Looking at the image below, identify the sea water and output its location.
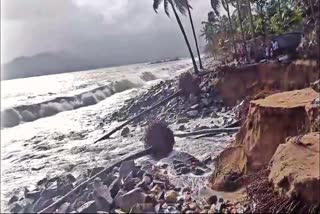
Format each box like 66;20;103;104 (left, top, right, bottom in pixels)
1;58;232;210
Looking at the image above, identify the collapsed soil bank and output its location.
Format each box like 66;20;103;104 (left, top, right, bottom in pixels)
209;60;319;209
212;60;319;106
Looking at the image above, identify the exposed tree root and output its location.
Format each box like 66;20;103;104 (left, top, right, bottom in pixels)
244;169;320;213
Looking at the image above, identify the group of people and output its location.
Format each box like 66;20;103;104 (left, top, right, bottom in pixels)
265;40;280;59
227;39;281;64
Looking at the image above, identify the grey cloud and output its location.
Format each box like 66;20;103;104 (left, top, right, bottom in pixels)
1;0;211;66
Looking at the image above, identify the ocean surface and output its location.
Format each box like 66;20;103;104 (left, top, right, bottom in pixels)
1;59;233;211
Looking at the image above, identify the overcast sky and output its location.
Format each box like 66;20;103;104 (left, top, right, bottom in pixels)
1;0;212;65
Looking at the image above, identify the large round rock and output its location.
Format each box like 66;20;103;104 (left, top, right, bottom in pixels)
144;121;175;160
178;72;201;96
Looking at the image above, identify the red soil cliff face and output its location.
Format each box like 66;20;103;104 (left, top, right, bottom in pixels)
269;132;320;204
212;60;319;106
210;88;319;192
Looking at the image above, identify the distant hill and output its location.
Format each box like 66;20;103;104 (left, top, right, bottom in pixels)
1;52;113;80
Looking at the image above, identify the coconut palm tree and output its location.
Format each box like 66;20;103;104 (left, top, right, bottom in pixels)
185;0;203;69
218;0;238;56
246;0;256;47
232;0;248;60
153;0;199;73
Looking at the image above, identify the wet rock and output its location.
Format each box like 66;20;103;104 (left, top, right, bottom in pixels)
144;121;175;160
93;178;112;204
178;167;191;174
18;199;34;213
150;184;162;195
93;193;111;212
210;112;218;118
123;177;137;191
310;79;320;92
202;155;212;165
157;191;165;201
130;203;155;213
201;109;211;118
40;188;58;200
37;178;48;186
182;187;191;193
25;190;41;201
103;173;115;186
142;174;153;185
173;159;183;165
119;160;136;179
9;202;23;213
189;202;199;210
121;127;130;137
201;98;210;106
176;117;189;124
178;72;201;97
66;174;76;183
57;202;71;213
193;168;205;175
114;208;126;213
135;180;149;192
159;163;169;169
165;190;178;203
8;195;19;205
190;104;200;110
33;197;54;213
178;125;186;131
174;163;185;169
109;178;120;198
114;188;146;210
152;180;166;189
194;125;210;131
189;94;198;105
206;195;218;205
77;200;97;213
186;110;199;118
135;169;145;178
209;204;216;213
201;209;209;213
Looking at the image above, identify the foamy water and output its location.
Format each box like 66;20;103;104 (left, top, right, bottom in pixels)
1;59;233;212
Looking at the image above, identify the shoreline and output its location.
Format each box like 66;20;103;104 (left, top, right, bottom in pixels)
2;58;237;213
3;58;320;213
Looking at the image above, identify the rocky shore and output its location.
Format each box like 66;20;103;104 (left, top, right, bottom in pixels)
5;58;320;213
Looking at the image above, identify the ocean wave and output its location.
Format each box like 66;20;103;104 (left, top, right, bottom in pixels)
1;79;145;128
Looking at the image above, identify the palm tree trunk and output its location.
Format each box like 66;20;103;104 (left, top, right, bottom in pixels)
235;0;248;61
186;1;203;69
222;0;237;56
247;0;256;58
260;6;267;45
170;1;199;73
308;0;316;23
278;0;282;22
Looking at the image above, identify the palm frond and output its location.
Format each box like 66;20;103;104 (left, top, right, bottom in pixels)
174;0;188;15
164;0;170;16
208;11;216;22
211;0;220;16
153;0;163;13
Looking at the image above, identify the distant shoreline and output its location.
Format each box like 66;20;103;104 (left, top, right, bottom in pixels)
1;53;189;81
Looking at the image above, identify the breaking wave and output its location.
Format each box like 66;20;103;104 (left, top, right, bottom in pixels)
1;79;144;128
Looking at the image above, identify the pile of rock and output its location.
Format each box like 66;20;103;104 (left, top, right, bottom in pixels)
7;157;247;213
103;71;228;127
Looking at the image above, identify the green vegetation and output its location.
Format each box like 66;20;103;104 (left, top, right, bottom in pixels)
201;0;319;60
